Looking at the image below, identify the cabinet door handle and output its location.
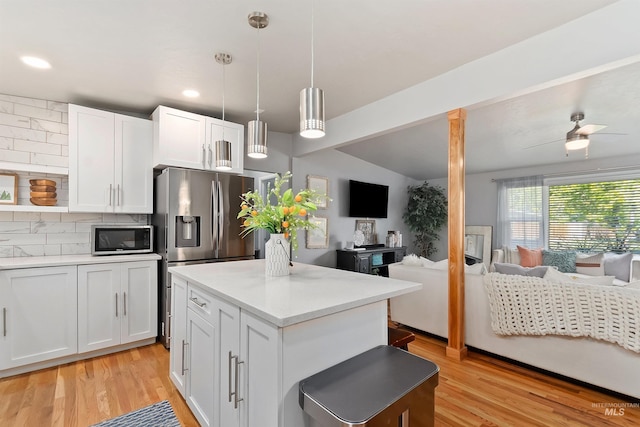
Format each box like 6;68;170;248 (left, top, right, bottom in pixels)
189;297;206;308
228;351;234;403
108;184;113;206
117;184;121;206
234;356;244;409
181;340;188;375
115;293;118;317
208;144;213;167
123;292;127;316
2;307;6;337
202;144;206;168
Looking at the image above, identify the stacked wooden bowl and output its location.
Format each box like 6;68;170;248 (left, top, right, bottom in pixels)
30;179;57;206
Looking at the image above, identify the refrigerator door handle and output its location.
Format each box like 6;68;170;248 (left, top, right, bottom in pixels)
211;180;218;251
218;181;224;248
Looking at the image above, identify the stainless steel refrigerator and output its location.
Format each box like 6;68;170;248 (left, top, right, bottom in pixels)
153;167;254;348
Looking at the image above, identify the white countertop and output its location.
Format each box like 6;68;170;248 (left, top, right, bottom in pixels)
0;253;161;269
169;259;422;327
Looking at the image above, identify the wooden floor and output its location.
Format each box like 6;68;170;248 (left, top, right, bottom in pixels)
1;333;638;426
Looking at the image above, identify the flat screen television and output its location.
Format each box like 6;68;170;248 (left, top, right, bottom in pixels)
348;180;389;218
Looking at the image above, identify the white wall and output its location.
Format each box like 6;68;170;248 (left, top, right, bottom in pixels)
244;130;292;174
291;149;420;267
428;153;640;259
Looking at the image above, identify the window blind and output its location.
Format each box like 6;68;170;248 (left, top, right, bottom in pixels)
548;179;640;252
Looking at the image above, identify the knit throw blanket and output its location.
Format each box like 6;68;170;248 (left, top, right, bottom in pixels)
483;273;640;353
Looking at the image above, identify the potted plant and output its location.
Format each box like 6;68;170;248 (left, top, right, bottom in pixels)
237;171;321;276
402;182;447;257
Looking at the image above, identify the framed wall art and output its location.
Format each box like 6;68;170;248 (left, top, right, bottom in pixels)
306;216;329;249
355;219;377;245
307;175;328;209
0;173;18;205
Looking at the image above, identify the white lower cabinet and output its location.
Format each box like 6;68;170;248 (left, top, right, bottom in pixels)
78;261;158;353
169;276;188;395
0;266;78;370
170;281;278;427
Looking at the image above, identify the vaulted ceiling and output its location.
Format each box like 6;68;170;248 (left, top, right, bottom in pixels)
2;0;639;179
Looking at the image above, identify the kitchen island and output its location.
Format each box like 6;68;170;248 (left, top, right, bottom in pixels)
168;259;421;427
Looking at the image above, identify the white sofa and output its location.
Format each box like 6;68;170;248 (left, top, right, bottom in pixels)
389;262;640;399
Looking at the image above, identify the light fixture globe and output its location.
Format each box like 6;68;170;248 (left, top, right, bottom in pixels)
300;87;325;138
215;139;232;170
565;133;589;150
247;119;268;158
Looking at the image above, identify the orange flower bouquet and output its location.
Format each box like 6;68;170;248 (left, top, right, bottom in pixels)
237;171;321;250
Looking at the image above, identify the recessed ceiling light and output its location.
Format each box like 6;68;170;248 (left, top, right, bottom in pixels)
21;56;51;69
182;89;200;98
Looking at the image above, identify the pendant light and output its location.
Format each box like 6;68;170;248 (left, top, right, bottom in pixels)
299;0;325;138
215;52;232;170
247;12;269;159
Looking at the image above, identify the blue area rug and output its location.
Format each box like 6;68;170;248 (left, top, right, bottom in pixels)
91;400;180;427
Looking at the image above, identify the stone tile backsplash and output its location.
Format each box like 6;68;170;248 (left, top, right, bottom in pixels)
0;93;150;258
0;211;148;257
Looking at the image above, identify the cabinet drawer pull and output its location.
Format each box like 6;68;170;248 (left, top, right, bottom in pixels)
189;297;206;308
2;307;6;337
234;356;244;409
181;340;188;375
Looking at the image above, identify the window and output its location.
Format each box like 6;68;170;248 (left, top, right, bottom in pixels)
498;173;640;252
496;176;545;249
548;179;640;252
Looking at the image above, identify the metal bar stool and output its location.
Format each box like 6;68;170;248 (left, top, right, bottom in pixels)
299;345;439;426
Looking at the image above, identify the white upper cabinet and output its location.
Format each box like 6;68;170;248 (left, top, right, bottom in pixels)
69;104;153;213
152;106;207;170
153;105;244;173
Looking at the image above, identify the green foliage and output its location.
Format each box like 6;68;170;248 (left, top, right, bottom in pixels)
549;179;640;252
402;182;448;257
237;171;323;251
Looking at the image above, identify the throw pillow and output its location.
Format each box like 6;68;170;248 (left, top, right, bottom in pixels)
542;250;576;273
575;253;605;276
494;262;548;278
501;246;520;265
466;263;487;275
401;254;423;266
517;245;543;267
432;259;449;270
604;252;633;282
544;268;615;286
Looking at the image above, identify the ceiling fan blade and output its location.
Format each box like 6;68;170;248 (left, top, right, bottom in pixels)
576;124;607;135
524;138;564;149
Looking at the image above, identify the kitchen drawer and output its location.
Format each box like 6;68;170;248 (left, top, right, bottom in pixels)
187;285;214;324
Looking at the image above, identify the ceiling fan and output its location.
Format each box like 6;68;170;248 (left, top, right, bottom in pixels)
563;112;607;157
525;112;614;158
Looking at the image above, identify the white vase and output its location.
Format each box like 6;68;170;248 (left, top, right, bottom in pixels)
265;233;290;276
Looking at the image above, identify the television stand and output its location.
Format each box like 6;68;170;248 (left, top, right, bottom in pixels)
336;246;407;277
356;244;385;250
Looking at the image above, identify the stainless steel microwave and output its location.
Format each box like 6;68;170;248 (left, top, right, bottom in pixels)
91;225;154;255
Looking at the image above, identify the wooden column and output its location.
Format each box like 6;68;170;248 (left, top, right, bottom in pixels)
446;108;468;361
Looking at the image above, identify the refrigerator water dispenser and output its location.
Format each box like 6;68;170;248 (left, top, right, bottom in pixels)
176;216;200;247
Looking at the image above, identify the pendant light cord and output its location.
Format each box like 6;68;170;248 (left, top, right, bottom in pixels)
310;0;315;88
221;58;226;139
256;24;261;122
